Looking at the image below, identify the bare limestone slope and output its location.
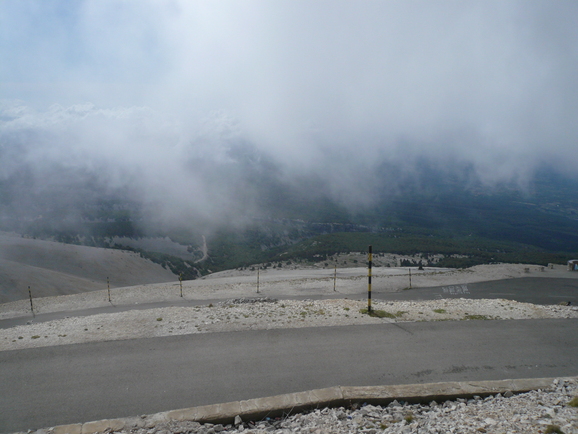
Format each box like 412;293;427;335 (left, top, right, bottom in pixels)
0;232;177;303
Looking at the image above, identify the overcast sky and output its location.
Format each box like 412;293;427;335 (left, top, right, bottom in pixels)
1;1;577;218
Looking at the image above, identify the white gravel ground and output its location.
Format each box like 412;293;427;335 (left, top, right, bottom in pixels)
1;297;577;351
1;263;577;351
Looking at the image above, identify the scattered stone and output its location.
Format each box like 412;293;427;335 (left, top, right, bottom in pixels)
67;379;578;434
3;294;578;351
220;297;278;305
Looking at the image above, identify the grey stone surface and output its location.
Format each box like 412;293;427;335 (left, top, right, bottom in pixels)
51;425;82;434
44;377;578;434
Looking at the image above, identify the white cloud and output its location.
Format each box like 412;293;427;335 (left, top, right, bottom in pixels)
1;0;578;219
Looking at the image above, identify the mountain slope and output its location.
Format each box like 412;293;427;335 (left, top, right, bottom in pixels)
0;232;177;302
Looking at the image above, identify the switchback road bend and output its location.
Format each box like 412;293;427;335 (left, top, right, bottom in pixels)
2;277;577;329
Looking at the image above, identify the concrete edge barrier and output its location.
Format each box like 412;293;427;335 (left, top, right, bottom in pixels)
47;376;574;434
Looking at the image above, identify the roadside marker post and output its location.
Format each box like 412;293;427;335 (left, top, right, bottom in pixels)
257;268;260;293
333;265;337;292
368;245;372;313
28;286;35;317
408;268;412;289
107;277;111;303
179;274;183;297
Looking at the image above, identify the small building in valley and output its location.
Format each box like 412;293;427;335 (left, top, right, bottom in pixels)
568;259;578;271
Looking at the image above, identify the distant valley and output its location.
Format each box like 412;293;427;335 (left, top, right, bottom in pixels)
1;148;577;293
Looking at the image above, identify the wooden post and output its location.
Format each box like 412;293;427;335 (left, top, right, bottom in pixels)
107;277;111;303
257;268;260;293
368;245;372;313
408;268;412;289
28;286;35;317
333;265;337;292
179;274;183;297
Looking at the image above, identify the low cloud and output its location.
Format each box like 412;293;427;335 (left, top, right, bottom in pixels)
1;1;577;229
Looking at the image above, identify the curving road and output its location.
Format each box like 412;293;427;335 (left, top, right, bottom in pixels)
372;277;578;305
1;319;577;433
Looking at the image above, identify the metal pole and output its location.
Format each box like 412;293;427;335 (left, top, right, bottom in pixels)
28;286;35;317
368;245;372;313
107;277;111;303
257;268;260;293
179;274;183;297
333;265;337;292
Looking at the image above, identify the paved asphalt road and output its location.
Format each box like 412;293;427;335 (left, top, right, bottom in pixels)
1;319;577;433
372;277;578;304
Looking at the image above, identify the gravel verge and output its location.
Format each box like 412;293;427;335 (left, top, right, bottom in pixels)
40;378;578;434
2;296;577;351
183;378;578;433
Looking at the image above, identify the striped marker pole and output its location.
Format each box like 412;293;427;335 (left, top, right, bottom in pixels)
28;286;35;317
107;277;111;303
368;245;372;313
